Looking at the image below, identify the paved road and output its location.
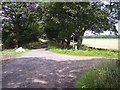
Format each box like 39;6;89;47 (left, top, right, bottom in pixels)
2;48;112;88
21;48;105;61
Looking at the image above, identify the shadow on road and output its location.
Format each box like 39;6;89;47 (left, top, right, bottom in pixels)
2;57;112;88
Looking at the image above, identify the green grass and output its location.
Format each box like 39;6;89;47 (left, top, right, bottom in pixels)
1;48;31;57
75;60;120;88
48;45;118;58
1;40;46;58
1;40;46;57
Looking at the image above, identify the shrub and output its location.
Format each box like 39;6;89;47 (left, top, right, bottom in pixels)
23;42;42;49
48;41;61;49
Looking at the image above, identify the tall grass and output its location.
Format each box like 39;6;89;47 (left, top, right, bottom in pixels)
75;60;120;88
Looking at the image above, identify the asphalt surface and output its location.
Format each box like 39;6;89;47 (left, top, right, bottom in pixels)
2;48;112;88
21;48;105;61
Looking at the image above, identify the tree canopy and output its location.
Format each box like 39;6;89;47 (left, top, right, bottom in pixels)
43;1;119;49
2;2;42;48
1;1;119;49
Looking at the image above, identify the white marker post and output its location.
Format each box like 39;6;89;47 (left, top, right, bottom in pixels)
71;33;75;50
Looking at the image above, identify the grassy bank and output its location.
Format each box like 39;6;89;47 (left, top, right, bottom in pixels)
1;48;31;61
75;60;120;88
49;45;118;58
1;48;30;56
1;40;48;60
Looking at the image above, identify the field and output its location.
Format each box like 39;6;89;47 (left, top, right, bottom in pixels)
82;38;118;50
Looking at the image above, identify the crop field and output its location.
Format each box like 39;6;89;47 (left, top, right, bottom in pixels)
82;38;119;50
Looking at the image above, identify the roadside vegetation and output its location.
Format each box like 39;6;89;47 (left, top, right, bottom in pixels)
75;60;120;88
1;48;30;61
1;48;30;57
48;41;118;58
2;2;119;50
1;39;48;60
1;42;38;59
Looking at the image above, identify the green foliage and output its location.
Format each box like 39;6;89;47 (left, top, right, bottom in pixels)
24;42;42;49
43;2;74;41
2;2;43;49
43;2;119;49
48;45;118;58
48;41;61;49
2;2;119;49
75;60;120;88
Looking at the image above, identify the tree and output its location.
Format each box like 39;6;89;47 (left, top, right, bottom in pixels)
43;1;119;49
42;2;73;48
2;2;42;48
43;2;90;48
76;1;119;49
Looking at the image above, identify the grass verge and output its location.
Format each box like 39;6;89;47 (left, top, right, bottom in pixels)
0;49;30;61
1;48;30;56
48;45;118;58
75;60;120;88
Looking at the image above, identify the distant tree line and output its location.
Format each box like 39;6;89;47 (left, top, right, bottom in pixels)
1;1;119;49
84;35;120;39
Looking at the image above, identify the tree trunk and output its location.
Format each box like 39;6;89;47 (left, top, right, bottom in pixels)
15;39;18;48
77;28;85;50
61;39;65;49
14;24;19;48
66;38;70;49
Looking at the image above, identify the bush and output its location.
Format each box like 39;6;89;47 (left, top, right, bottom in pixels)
23;42;42;49
48;41;61;49
75;60;120;88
